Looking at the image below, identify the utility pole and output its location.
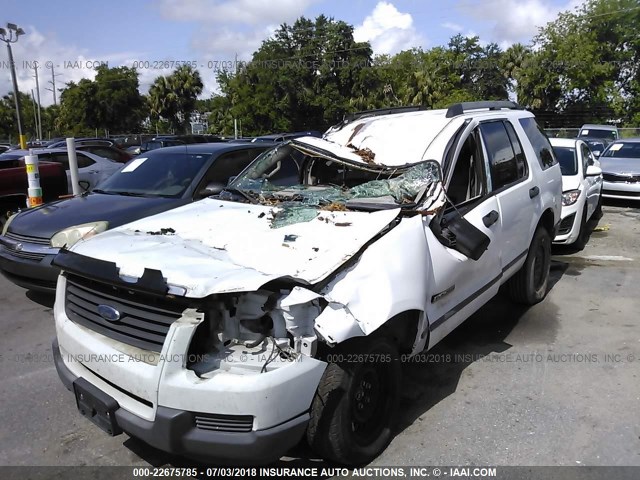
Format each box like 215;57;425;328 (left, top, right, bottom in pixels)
45;64;61;106
33;65;43;140
0;23;27;149
31;90;38;137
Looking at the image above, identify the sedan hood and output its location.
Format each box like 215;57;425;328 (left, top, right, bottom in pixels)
7;193;177;239
561;175;581;192
70;198;401;297
599;157;640;175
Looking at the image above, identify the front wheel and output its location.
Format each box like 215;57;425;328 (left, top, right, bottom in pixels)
306;337;401;465
507;226;551;305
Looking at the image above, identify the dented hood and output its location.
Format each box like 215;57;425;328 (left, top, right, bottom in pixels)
69;198;400;297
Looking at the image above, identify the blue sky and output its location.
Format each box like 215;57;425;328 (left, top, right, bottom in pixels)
1;0;584;105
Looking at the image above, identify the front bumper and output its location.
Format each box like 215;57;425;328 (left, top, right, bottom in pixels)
52;338;309;464
53;273;327;463
553;201;583;245
0;243;59;292
602;180;640;200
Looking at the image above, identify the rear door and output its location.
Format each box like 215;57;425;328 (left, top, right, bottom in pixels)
479;120;533;274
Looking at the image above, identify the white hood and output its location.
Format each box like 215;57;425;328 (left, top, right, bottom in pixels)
71;198;401;297
561;174;581;192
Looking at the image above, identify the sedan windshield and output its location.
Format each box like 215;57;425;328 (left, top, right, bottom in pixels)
227;142;441;225
602;142;640;159
95;151;209;197
553;147;578;175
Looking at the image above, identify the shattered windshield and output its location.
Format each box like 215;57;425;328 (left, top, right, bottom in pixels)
226;142;441;226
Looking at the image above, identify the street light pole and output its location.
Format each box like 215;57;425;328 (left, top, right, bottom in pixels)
0;24;26;149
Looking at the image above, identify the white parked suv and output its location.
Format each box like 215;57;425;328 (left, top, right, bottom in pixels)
52;101;562;465
550;138;603;249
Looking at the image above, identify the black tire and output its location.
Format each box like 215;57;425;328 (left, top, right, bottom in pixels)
593;193;603;220
508;226;551;305
572;205;589;251
306;337;401;465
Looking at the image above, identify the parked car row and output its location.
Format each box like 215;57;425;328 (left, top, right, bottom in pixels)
0;103;637;467
0;148;122;194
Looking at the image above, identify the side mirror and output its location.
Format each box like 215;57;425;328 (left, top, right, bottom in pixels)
586;165;602;177
196;181;225;198
593;150;600;158
432;213;491;261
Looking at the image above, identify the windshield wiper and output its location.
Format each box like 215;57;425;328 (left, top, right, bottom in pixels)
222;187;258;204
108;191;151;197
92;189;117;195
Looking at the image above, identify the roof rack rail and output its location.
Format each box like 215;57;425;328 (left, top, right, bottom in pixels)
445;101;523;118
345;105;426;123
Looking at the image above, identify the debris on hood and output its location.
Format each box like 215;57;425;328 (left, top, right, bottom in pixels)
347;143;376;164
138;227;176;235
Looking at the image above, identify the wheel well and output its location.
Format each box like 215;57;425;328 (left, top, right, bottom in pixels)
0;197;26;219
539;208;555;237
374;310;421;353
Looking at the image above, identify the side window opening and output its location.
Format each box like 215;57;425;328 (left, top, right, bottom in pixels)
201;149;266;186
479;121;523;191
446;130;486;207
518;117;557;170
581;144;592;170
504;121;528;180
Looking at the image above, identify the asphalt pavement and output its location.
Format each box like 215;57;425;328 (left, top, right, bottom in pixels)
0;203;638;472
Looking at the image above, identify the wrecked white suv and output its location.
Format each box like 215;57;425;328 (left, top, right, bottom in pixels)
52;101;561;465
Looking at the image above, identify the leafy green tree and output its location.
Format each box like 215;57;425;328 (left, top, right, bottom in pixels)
57;66;145;135
216;15;373;135
516;0;640;125
94;65;146;133
148;65;203;133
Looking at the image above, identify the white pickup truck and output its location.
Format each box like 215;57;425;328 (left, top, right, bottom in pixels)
52;101;562;465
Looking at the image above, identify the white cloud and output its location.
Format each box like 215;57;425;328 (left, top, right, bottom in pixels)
459;0;584;46
158;0;317;25
441;22;463;32
354;1;426;55
0;26;145;106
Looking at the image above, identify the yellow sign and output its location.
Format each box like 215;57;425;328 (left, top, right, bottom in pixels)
26;164;37;174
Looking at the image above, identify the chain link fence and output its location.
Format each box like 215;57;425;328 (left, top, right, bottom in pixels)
544;127;640;139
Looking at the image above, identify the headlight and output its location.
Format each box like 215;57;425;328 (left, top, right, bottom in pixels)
1;213;18;236
561;189;581;206
50;221;109;248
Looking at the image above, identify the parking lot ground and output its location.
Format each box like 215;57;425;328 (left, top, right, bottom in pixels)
0;203;638;471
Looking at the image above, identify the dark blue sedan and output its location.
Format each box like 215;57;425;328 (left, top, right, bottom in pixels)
0;142;274;292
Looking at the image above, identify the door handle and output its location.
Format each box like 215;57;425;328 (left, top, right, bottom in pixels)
529;186;540;198
483;210;499;227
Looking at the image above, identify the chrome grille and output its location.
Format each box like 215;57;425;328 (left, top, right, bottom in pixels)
194;413;254;433
4;231;51;246
64;275;186;352
0;244;46;261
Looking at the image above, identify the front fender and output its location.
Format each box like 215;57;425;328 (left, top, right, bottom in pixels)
315;215;431;345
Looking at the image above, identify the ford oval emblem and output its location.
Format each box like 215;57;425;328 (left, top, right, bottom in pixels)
97;304;121;322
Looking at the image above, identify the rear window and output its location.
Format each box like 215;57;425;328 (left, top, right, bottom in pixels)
518;117;557;170
552;147;578;175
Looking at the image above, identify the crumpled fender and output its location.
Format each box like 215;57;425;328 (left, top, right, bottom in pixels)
310;214;433;345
